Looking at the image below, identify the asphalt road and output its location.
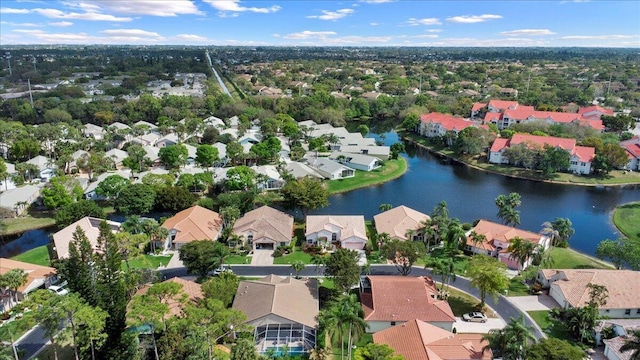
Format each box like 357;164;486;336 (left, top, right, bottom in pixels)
15;322;64;360
160;264;546;339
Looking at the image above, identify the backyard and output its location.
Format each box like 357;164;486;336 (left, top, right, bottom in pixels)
527;310;572;341
326;158;407;194
11;245;51;267
613;201;640;242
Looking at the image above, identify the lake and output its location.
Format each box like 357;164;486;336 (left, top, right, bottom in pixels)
310;131;640;257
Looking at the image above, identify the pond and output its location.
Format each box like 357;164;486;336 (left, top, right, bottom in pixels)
311;131;640;257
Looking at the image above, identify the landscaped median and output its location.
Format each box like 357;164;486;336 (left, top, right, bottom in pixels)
326;157;407;194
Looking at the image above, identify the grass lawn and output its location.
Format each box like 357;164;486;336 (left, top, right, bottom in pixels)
122;254;171;270
273;246;313;264
446;287;497;318
613;201;640;242
0;216;56;236
326;158;407;194
507;276;531;296
527;310;572;341
35;329;74;360
11;245;51;267
226;254;251;264
547;247;613;269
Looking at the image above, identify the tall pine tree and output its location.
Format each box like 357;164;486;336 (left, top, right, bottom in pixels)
56;226;98;306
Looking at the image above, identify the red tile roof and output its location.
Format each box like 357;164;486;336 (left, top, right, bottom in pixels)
503;108;605;130
484;112;502;122
472;103;486;112
133;277;203;318
573;146;596;163
362;276;455;323
488;100;519;110
489;138;509;152
496;134;596;162
162;205;222;243
466;219;544;250
420;113;475;132
578;105;614;116
621;137;640;158
373;319;492;360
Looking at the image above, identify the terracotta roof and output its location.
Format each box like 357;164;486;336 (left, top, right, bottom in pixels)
420;113;475;132
549;269;640;309
484;112;502;122
578;105;614;116
232;275;319;328
162;205;222;243
489;138;509;152
132;277;202;318
362;276;455;323
503;108;605;130
573;146;596;163
373;319;491;360
604;335;636;360
466;220;545;250
52;217;121;259
492;134;596;162
471;103;486;112
0;258;56;293
232;206;293;244
488;100;519;110
373;206;430;241
305;215;367;241
621;137;640;158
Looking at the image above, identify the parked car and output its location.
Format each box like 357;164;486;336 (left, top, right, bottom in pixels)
213;266;233;276
48;285;69;296
462;312;487;323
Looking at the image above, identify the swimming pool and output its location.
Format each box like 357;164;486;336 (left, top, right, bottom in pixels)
262;346;306;355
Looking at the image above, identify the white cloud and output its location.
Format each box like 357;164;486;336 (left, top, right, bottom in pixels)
100;29;161;37
500;29;556;36
0;21;43;26
173;34;209;42
560;34;636;40
203;0;281;15
31;8;133;21
425;29;442;33
411;34;439;39
446;14;502;23
49;21;73;27
406;17;441;26
370;22;380;26
307;8;354;21
283;30;337;39
88;0;203;17
0;7;31;14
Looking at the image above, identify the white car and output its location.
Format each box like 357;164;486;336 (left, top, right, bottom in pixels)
462;312;487;323
213;266;233;276
48;285;69;296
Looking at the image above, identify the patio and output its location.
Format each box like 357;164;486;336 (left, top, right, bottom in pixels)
254;323;315;354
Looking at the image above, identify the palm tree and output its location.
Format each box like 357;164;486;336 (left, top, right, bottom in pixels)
508;237;537;271
326;133;340;150
311;255;326;277
445;220;467;251
469;231;487;252
0;269;28;306
378;203;393;212
620;329;640;360
290;260;305;279
426;257;456;291
308;347;330;360
319;294;367;360
541;218;575;247
483;316;535;360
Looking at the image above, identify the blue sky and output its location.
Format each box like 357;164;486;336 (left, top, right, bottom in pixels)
1;0;639;47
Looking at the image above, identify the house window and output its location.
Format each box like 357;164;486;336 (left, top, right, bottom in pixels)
637;309;640;314
390;322;396;326
332;233;337;242
279;242;286;247
625;309;631;315
581;162;586;166
247;235;253;244
307;238;314;245
570;161;578;165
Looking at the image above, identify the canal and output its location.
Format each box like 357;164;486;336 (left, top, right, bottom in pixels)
311;131;640;257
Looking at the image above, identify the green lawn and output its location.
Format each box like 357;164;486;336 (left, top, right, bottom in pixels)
0;217;56;236
547;247;613;269
272;246;313;264
507;276;532;296
226;254;251;264
446;287;497;318
11;245;51;267
527;310;572;341
327;158;407;194
122;254;171;270
613;202;640;242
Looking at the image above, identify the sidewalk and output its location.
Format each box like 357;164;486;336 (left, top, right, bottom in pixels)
164;251;183;269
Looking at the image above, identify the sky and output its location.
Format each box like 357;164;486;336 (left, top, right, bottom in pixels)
1;0;639;47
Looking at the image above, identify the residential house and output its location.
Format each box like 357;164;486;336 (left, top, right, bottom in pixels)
0;162;17;191
621;137;640;171
487;100;520;113
83;123;105;140
105;148;128;169
203;116;225;129
465;220;551;271
604;335;638;360
132;277;202;318
52;216;121;259
537;269;640;318
418;113;476;139
213;142;228;163
471;102;487;119
83;171;131;200
26;155;56;181
362;92;384;100
184;144;197;166
155;133;179;148
133;133;160;147
500;87;519;98
232;206;293;251
232;275;318;354
373;205;430;241
339;145;390;160
373;319;491;360
252;165;285;191
578;105;614;120
360;276;456;332
284;162;323;180
160;205;222;250
1;258;57;303
306;157;355;180
501;108;604;131
0;185;41;217
133;121;158;133
142;145;162;167
69;150;89;172
330;151;381;172
489;134;596;175
595;319;640;346
305;215;367;250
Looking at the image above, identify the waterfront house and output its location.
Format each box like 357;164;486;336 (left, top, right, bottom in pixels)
305;215;367;250
329;151;381;172
232;206;294;251
1;258;57;303
306;157;355;180
373;205;430;241
620;136;640;171
360;276;456;332
160;205;222;250
0;162;17;191
465;220;551;271
339;145;390;161
52;216;121;259
283;162;323;180
537;269;640;318
488;134;596;175
373;319;491;360
251;165;285;191
232;275;318;354
418;112;476;139
0;184;41;217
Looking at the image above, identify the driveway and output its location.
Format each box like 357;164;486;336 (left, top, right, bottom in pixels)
507;294;559;312
250;250;274;265
454;317;506;333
